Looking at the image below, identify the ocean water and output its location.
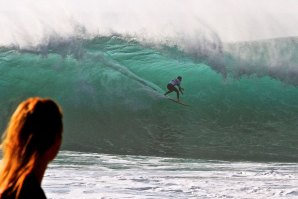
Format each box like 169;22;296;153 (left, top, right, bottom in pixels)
43;151;298;199
1;36;298;162
1;0;298;198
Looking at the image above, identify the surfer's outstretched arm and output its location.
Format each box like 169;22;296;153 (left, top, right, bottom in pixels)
178;85;184;95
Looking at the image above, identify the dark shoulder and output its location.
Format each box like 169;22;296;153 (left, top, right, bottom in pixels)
21;174;47;199
0;175;47;199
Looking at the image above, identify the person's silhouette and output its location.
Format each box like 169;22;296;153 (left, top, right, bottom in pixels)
0;97;63;199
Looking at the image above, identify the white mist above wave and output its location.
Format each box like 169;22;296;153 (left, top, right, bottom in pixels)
1;0;298;50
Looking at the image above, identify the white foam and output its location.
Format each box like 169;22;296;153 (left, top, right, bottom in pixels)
43;151;298;199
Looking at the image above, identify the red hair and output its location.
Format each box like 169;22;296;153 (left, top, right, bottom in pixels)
0;97;63;198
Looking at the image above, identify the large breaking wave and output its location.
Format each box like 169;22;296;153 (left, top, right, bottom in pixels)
1;0;298;162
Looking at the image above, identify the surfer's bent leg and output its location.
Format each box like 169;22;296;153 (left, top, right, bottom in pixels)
173;87;179;101
164;84;174;96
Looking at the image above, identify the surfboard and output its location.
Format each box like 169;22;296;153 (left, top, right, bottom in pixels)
168;98;190;107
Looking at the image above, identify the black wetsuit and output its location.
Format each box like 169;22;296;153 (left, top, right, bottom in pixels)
0;174;47;199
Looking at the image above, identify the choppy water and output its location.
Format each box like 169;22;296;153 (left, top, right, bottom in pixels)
44;151;298;199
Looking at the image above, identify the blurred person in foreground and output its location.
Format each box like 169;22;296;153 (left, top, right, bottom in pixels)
0;97;63;199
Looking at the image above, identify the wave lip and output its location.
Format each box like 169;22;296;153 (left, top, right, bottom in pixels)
224;37;298;85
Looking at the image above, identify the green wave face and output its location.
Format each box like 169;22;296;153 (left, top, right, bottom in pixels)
1;37;298;162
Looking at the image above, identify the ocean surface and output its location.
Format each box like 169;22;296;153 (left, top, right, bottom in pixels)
1;0;298;198
43;151;298;199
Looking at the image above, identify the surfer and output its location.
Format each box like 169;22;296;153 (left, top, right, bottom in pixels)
164;76;184;102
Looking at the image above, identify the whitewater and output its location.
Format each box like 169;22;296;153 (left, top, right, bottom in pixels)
1;0;298;198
